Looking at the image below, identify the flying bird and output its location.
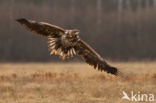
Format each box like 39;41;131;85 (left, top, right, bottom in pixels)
16;18;119;75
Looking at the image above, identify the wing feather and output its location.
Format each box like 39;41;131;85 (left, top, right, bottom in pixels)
16;18;65;38
74;40;118;75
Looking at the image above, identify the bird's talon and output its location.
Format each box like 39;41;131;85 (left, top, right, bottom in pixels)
62;55;66;61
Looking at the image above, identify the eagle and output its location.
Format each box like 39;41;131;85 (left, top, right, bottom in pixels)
16;18;119;75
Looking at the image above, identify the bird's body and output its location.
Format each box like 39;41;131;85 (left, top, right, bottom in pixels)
16;18;119;75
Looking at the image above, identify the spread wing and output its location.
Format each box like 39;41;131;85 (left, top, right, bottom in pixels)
16;18;65;38
16;18;76;60
74;40;118;75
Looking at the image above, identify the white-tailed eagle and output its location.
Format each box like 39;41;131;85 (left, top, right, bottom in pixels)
16;18;119;75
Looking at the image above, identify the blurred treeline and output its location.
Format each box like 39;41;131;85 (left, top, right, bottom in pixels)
0;0;156;62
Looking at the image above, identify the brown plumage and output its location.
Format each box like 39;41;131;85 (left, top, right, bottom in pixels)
16;18;119;75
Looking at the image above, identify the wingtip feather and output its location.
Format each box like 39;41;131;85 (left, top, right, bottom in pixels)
110;66;118;76
16;18;28;24
103;66;118;76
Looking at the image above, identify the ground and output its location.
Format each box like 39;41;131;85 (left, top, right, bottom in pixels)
0;62;156;103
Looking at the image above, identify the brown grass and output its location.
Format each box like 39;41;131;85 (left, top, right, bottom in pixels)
0;62;156;103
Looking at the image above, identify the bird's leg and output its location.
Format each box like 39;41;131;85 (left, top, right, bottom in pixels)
62;55;66;61
50;50;55;55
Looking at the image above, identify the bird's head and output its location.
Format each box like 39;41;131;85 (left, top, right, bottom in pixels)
65;29;80;42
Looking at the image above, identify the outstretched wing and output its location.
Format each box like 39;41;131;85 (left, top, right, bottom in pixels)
16;18;76;60
74;40;118;75
16;18;65;38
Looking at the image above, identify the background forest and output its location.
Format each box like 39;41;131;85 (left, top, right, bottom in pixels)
0;0;156;62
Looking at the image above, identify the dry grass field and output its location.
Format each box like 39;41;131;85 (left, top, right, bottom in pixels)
0;62;156;103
